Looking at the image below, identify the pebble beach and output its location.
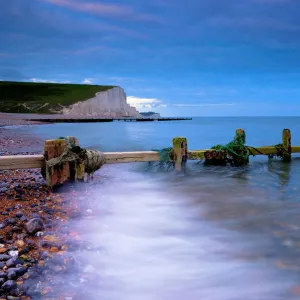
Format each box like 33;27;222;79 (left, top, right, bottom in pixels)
0;115;91;299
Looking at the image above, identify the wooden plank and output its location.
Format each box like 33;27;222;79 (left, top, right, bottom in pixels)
282;129;292;162
0;155;45;170
2;145;300;171
103;151;161;164
188;146;300;159
292;146;300;152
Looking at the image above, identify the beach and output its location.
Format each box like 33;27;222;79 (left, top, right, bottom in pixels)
0;116;88;299
1;117;300;299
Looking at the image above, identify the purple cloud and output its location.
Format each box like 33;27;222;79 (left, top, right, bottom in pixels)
40;0;164;23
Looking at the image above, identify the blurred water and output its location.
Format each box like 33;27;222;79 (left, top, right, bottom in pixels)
27;117;300;299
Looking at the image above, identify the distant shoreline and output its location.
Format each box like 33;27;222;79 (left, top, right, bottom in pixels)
0;113;192;127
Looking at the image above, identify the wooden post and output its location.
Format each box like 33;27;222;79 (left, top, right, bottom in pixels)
172;137;188;171
235;128;246;144
65;136;85;181
44;138;70;187
233;128;249;166
282;129;292;162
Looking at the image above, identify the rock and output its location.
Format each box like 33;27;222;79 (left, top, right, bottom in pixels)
0;224;6;230
0;271;7;278
7;296;21;300
0;262;5;269
19;216;28;223
8;287;23;297
8;251;18;257
18;248;29;256
8;246;17;251
1;212;9;216
6;218;17;225
25;240;36;248
0;254;11;261
40;252;49;260
1;280;17;292
15;212;23;218
12;226;22;232
0;248;8;255
7;267;27;279
15;241;24;248
6;256;23;268
25;218;44;234
16;234;27;240
0;278;5;285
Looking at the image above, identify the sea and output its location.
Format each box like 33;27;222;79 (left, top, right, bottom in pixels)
18;117;300;299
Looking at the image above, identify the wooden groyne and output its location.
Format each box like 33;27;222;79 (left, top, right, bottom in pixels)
0;128;298;187
27;117;192;123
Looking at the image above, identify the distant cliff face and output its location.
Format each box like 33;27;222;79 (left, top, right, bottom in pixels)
62;87;139;117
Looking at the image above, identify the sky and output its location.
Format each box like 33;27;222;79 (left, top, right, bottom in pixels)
1;0;300;116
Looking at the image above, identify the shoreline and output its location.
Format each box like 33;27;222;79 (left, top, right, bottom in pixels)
0;123;88;299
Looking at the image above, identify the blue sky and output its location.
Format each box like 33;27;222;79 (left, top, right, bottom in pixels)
1;0;300;116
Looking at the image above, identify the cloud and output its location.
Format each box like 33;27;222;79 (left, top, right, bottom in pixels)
82;78;93;84
173;103;236;107
40;0;164;23
127;96;163;108
31;78;57;83
30;78;72;83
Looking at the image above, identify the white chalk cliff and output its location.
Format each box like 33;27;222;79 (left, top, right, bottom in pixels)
62;87;139;117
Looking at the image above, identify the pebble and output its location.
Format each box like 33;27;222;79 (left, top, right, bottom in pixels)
7;267;27;279
8;251;19;257
15;212;23;218
0;254;11;261
1;280;17;292
6;256;23;268
15;241;24;248
25;218;44;234
6;218;17;225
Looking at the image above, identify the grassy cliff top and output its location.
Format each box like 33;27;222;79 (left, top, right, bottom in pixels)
0;81;116;114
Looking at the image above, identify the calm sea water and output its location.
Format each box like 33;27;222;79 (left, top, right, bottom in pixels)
24;117;300;299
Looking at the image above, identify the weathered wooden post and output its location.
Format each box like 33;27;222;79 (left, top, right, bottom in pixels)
234;128;249;166
43;138;70;187
235;128;246;144
42;136;85;187
172;137;188;171
282;129;291;162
